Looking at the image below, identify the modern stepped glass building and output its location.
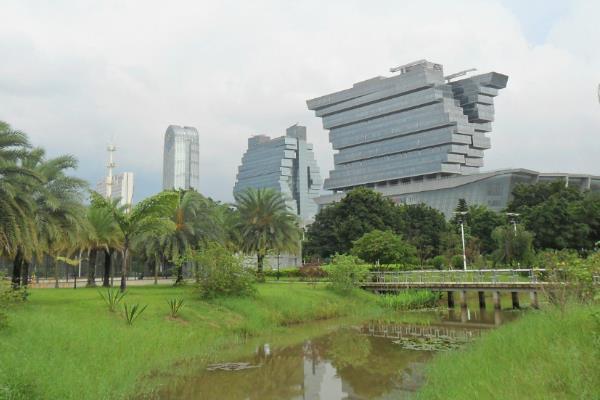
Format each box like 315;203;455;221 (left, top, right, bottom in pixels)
234;124;322;224
307;60;600;218
307;60;508;191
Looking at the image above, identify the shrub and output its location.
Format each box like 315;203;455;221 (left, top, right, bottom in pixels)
194;242;256;299
98;288;127;312
123;303;147;325
167;298;184;318
327;254;369;293
431;255;446;270
451;255;464;270
1;273;27;329
263;268;301;279
299;264;327;282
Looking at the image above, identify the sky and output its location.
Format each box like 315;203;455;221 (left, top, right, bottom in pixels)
1;0;599;203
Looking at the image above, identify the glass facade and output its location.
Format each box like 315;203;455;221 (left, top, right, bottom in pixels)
162;125;200;191
306;60;508;191
234;124;322;224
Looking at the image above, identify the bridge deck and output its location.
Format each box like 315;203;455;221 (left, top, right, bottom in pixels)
360;281;555;292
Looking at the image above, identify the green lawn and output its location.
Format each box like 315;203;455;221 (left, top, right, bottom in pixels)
0;284;384;400
418;304;600;400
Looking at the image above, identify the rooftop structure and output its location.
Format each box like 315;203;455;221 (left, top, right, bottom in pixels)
233;124;322;224
306;59;508;191
162;125;200;191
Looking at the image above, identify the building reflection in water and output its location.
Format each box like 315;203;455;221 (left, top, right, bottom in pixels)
154;308;516;399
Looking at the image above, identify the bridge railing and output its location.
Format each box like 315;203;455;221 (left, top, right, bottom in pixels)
366;269;548;285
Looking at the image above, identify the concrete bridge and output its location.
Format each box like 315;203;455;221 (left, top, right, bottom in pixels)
360;269;564;309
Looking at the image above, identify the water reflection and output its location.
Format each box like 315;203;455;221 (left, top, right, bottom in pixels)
154;308;517;400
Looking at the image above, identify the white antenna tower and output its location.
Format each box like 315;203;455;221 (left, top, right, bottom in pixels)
105;143;116;199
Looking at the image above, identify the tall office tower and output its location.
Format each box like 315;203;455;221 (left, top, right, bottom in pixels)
306;60;508;192
96;172;134;207
162;125;200;190
234;124;322;224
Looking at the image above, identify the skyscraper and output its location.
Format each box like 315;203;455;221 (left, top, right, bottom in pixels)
234;124;322;223
162;125;200;190
307;59;508;191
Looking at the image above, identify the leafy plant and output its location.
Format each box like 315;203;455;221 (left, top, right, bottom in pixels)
327;254;369;293
98;288;127;312
123;303;147;325
167;298;185;318
193;242;256;298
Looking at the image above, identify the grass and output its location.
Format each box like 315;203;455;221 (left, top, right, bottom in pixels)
0;283;385;400
418;304;600;400
377;290;440;310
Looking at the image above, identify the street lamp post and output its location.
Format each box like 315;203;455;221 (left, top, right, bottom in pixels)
453;211;468;271
506;212;520;236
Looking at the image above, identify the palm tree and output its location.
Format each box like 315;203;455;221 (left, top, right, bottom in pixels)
95;191;177;292
81;198;123;287
26;150;87;288
233;188;300;279
162;190;220;284
0;122;39;286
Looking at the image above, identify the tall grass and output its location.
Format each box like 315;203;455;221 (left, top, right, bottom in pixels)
418;304;600;400
377;290;439;310
0;284;386;399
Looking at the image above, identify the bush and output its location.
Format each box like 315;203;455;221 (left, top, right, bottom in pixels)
326;254;369;293
0;273;27;329
367;263;416;272
299;264;327;282
451;255;464;269
431;255;446;270
263;268;301;279
194;243;256;298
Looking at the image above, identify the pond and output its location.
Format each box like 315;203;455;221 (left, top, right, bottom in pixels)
148;307;519;399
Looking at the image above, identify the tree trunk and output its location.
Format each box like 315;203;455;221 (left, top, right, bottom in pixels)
21;260;30;287
154;256;159;285
257;253;265;282
175;262;184;285
103;249;111;287
120;247;128;292
12;248;23;289
53;258;59;288
87;249;97;287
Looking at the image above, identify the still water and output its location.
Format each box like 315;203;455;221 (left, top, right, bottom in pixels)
153;308;517;399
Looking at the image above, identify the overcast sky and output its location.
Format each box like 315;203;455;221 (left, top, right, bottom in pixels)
1;0;599;202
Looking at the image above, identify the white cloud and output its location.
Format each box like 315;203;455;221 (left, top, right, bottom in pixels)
0;0;598;202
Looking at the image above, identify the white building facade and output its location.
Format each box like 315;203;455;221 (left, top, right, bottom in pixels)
96;172;134;207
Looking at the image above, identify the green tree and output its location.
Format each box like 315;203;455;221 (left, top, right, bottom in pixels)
464;205;506;254
158;189;219;284
94;191;177;291
351;230;417;266
304;188;403;259
25;149;87;288
233;188;300;279
397;203;447;263
507;181;595;250
491;225;535;266
82;199;123;287
0;122;38;261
